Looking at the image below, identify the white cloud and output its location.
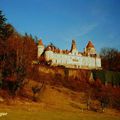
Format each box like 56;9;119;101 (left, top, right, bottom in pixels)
75;23;99;37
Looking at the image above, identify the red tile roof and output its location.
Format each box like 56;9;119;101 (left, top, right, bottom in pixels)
38;39;44;46
86;41;94;48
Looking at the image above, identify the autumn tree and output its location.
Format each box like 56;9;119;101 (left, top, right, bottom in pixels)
2;33;37;94
0;10;15;68
0;10;37;95
100;47;120;71
0;10;16;92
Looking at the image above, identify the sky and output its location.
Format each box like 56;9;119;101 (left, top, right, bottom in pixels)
0;0;120;52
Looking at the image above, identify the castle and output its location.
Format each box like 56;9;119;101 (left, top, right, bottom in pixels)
37;39;101;69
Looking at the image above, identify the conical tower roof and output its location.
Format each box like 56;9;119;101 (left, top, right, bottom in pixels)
38;39;44;46
86;41;94;48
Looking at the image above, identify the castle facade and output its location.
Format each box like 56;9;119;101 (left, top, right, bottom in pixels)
37;39;101;69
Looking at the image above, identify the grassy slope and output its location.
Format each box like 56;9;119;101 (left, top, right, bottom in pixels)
0;106;120;120
0;81;120;120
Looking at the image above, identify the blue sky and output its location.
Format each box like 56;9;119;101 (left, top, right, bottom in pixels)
0;0;120;52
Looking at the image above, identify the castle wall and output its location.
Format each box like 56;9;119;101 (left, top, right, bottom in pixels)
44;51;101;69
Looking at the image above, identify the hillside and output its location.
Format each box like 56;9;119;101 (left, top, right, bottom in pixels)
29;64;120;94
0;81;120;120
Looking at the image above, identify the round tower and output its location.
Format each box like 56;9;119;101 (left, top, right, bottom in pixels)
44;46;53;61
37;39;44;58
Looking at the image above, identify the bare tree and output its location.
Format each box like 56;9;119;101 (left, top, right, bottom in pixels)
100;47;120;71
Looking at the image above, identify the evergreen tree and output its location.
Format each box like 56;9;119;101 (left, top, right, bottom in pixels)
0;10;15;40
0;10;7;39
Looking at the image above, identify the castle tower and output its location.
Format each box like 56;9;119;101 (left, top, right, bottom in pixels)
37;39;44;58
70;40;78;55
45;45;53;58
85;41;96;55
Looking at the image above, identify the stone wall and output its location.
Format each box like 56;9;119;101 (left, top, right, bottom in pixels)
38;64;92;81
34;64;120;87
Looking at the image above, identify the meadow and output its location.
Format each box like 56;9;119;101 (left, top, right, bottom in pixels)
0;104;120;120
